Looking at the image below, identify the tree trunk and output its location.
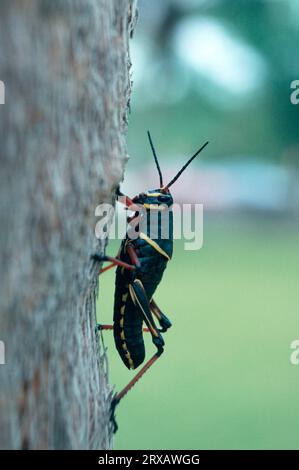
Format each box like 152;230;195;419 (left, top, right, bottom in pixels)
0;0;137;450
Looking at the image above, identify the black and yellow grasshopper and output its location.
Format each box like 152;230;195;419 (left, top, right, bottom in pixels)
92;132;208;431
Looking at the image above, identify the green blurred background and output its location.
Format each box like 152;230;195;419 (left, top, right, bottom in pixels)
98;0;299;449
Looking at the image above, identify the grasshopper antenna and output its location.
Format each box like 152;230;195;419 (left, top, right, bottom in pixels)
162;141;209;191
147;130;163;188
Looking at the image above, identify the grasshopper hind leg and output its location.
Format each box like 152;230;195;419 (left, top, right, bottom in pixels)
150;298;172;333
109;351;162;433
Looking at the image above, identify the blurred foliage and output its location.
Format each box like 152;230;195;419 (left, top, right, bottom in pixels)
128;0;299;166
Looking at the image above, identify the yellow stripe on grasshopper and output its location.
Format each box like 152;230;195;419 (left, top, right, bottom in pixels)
145;192;162;197
139;232;171;261
143;203;166;210
129;281;159;338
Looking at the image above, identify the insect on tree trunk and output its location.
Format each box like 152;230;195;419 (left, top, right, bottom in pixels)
0;0;137;449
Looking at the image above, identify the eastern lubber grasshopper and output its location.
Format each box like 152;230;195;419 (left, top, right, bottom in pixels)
92;132;208;432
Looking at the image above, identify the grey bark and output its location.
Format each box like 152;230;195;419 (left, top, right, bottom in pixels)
0;0;137;449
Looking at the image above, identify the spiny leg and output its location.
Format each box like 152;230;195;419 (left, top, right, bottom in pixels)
91;240;141;276
150;298;172;333
110;351;162;432
91;254;136;275
97;324;150;333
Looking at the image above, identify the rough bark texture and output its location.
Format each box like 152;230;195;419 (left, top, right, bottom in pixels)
0;0;137;449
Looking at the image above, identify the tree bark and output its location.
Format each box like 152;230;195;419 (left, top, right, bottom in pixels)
0;0;137;449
